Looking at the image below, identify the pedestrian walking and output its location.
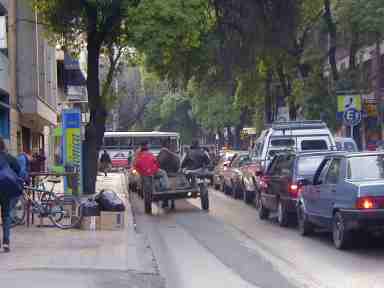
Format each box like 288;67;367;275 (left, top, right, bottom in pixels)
0;137;22;253
100;150;112;176
17;150;31;185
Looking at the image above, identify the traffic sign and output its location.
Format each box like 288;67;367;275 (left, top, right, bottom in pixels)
343;107;361;126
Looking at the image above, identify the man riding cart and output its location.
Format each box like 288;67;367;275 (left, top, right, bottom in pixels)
134;140;211;214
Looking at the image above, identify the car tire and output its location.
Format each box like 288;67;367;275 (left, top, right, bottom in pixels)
258;194;269;220
277;200;289;227
333;212;351;250
297;204;313;236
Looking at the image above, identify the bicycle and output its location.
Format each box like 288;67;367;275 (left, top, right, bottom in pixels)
19;184;83;229
10;176;60;227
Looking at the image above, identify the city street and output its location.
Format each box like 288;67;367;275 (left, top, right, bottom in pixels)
132;188;384;288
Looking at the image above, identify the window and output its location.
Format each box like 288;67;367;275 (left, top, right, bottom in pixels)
343;142;357;152
297;156;325;176
239;155;250;167
0;106;9;139
347;155;384;180
325;159;341;184
270;155;294;177
271;139;295;147
301;140;328;151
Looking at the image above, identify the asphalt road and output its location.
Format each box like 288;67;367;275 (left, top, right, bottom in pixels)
131;189;384;288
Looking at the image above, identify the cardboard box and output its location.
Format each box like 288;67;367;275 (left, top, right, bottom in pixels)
100;211;125;230
81;216;101;231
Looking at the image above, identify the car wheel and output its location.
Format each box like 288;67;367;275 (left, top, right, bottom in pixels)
333;212;351;250
277;200;289;227
258;194;269;220
297;204;313;236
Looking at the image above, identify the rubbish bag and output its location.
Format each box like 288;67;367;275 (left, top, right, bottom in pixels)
81;199;101;217
95;190;126;212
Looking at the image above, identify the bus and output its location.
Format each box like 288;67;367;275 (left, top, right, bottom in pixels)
102;131;181;168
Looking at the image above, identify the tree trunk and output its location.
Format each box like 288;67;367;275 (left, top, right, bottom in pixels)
323;0;339;82
349;32;359;70
265;70;273;124
374;35;383;140
83;40;106;195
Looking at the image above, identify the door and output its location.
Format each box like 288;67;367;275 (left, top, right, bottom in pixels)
319;158;342;221
303;158;330;216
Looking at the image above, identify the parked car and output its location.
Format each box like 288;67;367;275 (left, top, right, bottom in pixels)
257;151;332;226
221;152;251;198
335;137;358;152
297;152;384;249
252;121;336;171
213;156;233;191
240;157;263;204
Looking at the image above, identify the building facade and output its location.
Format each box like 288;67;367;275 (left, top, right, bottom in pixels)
0;0;59;165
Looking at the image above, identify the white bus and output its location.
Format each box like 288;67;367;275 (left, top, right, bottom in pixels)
102;131;181;168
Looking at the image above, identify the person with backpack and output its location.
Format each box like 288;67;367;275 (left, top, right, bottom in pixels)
0;137;22;253
17;150;31;185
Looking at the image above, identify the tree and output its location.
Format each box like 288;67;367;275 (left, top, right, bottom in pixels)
31;0;140;194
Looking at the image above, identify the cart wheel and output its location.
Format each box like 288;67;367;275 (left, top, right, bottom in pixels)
200;185;209;211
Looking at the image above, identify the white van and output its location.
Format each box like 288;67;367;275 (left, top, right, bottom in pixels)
252;121;336;170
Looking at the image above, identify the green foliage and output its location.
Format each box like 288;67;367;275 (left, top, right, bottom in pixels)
129;0;212;85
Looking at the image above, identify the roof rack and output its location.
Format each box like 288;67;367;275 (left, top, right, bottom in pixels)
271;120;327;130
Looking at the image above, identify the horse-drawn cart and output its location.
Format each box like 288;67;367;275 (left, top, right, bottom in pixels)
141;171;210;215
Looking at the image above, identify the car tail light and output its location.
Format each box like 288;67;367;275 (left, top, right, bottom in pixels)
289;184;299;198
356;196;384;209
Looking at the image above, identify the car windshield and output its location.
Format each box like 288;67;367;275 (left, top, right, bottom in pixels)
347;155;384;180
297;156;325;176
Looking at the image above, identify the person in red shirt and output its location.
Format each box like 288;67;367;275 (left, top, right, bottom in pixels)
134;142;170;209
133;141;160;177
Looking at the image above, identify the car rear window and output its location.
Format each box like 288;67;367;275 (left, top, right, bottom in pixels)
347;155;384;180
301;140;328;150
297;156;325;176
271;139;295;147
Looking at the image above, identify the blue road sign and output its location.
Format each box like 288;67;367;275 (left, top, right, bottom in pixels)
343;107;362;126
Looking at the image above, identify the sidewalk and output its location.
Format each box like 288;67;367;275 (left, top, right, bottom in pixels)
0;173;165;288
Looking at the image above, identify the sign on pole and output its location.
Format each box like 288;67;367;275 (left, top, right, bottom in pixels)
343;107;361;138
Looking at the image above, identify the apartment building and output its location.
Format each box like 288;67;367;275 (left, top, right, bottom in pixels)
0;0;59;163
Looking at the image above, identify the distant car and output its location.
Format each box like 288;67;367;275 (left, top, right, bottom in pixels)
213;156;232;191
257;151;332;226
221;152;251;198
240;157;263;204
298;152;384;249
335;137;358;152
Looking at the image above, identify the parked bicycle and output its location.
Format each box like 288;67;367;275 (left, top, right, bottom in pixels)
9;176;83;229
